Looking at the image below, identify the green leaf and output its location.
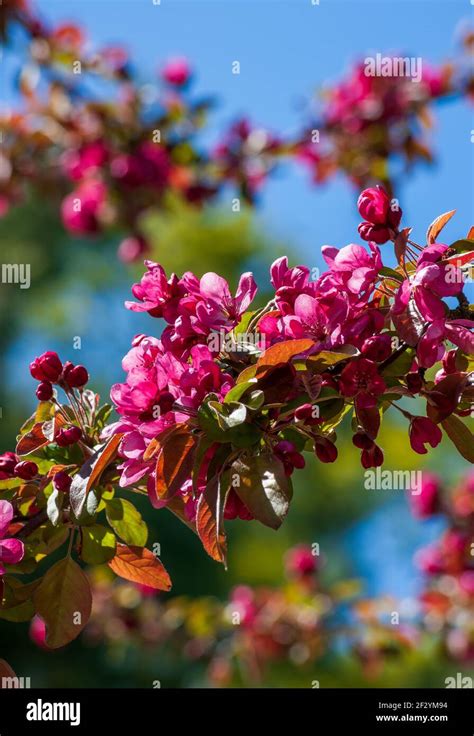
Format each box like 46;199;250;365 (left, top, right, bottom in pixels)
209;401;247;429
223;379;258;404
106;498;148;547
441;415;474;463
382;347;415;377
378;266;404;282
449;239;474;254
33;556;92;648
232;453;293;530
306;345;359;373
81;524;116;564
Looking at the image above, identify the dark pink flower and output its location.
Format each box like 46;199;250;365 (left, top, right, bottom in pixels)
357;186;402;243
339;357;386;409
285;545;317;577
409;416;442;455
30;351;62;382
61;140;108;181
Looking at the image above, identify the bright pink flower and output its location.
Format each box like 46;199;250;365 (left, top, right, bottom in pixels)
339;357;386;409
195;271;257;331
285;545;317;577
0;500;24;574
161;57;191;87
392;244;463;322
118;235;149;264
410;473;440;518
30;615;48;649
229;585;257;627
61;140;108;181
61;180;107;235
321;242;382;296
126;262;188;321
418;318;474;369
409;416;442;454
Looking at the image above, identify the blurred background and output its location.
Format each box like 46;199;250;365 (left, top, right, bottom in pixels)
0;0;473;687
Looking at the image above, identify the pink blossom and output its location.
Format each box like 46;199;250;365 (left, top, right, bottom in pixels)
161;57;191;87
0;500;24;574
61;180;107;235
285;545;317;577
392;244;463;322
61;140;108;181
418;318;474;369
195;271;257;331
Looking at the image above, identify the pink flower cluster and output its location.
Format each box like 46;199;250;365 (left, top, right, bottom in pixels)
109;186;473;522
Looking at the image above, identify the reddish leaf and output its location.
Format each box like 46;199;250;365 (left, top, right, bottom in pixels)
426;210;456;244
254;363;297;404
394;228;410;268
196;474;229;565
108;544;171;591
152;425;196;504
69;434;123;518
256;338;315;369
16;414;66;456
86;433;123;493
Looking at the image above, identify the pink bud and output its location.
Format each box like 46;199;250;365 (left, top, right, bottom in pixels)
53;471;72;492
36;381;53;401
14;461;38;480
30;351;62;382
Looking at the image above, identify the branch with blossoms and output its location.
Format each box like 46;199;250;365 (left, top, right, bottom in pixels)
0;2;472;259
0;186;471;649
